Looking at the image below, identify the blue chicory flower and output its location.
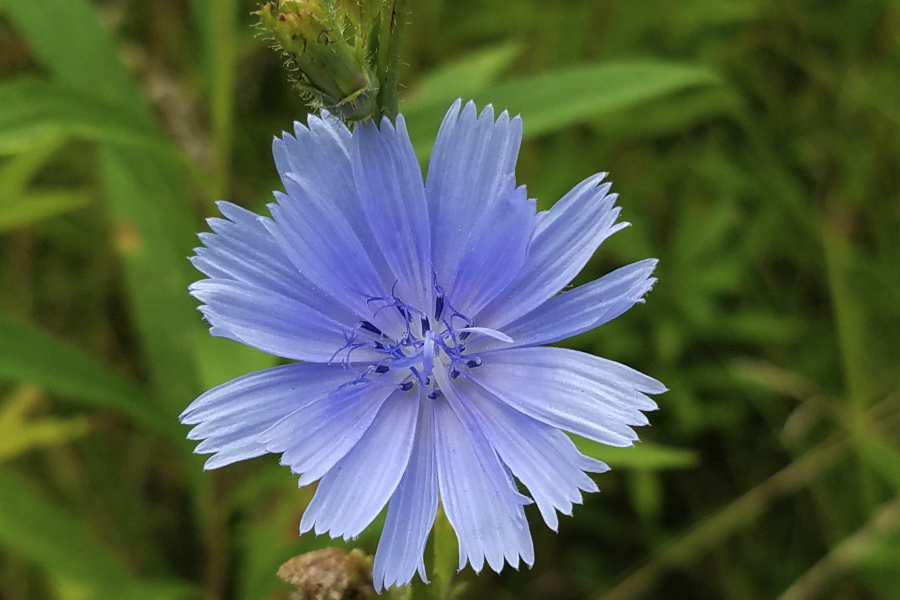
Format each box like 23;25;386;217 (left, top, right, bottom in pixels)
181;100;665;590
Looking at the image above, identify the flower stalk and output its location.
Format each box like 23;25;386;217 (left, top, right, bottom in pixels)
374;0;410;121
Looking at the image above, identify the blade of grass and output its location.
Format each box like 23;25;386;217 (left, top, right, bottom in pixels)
100;146;202;413
0;317;177;437
0;79;174;155
5;0;203;416
572;437;698;470
0;190;92;231
3;3;219;594
823;217;877;512
0;468;198;600
0;386;90;461
403;61;720;158
779;495;900;600
596;438;848;600
188;0;237;201
403;42;520;106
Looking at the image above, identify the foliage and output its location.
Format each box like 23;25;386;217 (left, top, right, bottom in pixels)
0;0;897;599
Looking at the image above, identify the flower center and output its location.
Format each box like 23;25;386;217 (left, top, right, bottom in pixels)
331;279;488;398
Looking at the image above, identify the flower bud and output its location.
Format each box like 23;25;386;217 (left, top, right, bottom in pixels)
256;0;379;122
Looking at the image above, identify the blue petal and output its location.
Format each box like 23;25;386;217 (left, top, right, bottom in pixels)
448;182;536;317
477;174;628;328
353;116;433;309
471;259;657;352
265;179;389;321
300;389;419;539
181;363;352;469
259;379;398;486
191;201;360;326
433;368;535;574
471;347;664;447
373;395;439;590
272;116;400;315
447;374;607;531
190;279;362;363
273;113;353;199
426;101;523;286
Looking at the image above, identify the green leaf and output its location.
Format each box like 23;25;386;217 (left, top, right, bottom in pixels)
0;140;63;196
187;0;237;196
0;79;172;155
403;61;720;158
572;436;698;470
404;42;521;107
0;190;92;231
0;141;93;230
192;333;279;391
0;317;177;437
6;0;205;414
0;468;197;600
1;0;146;112
857;529;900;599
100;146;204;414
588;86;740;138
0;386;90;461
857;436;900;493
0;468;130;586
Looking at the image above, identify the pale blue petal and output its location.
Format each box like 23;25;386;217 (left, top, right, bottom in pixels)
272;112;353;197
433;369;534;574
259;379;398;486
181;363;351;469
300;389;419;539
272;116;399;305
470;347;664;446
373;395;439;590
191;201;361;325
190;279;364;363
192;202;294;290
471;260;657;352
447;374;607;531
448;182;536;317
477;175;627;328
353;116;433;309
265;179;388;320
426;101;523;285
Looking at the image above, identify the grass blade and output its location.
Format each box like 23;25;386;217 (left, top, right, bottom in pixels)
0;317;177;437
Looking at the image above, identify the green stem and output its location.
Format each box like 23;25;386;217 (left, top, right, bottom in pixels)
376;0;411;121
821;216;877;513
430;507;457;600
404;507;456;600
209;0;236;200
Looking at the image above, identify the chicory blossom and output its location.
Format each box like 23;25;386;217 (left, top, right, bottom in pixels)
181;100;665;590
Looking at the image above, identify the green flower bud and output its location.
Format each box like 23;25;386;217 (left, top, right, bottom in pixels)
256;0;379;122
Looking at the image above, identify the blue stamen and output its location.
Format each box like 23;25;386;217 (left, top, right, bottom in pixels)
338;279;497;400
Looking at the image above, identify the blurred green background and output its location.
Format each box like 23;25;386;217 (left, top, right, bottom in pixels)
0;0;899;598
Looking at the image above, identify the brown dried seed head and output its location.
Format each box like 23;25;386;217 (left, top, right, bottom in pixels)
277;547;375;600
